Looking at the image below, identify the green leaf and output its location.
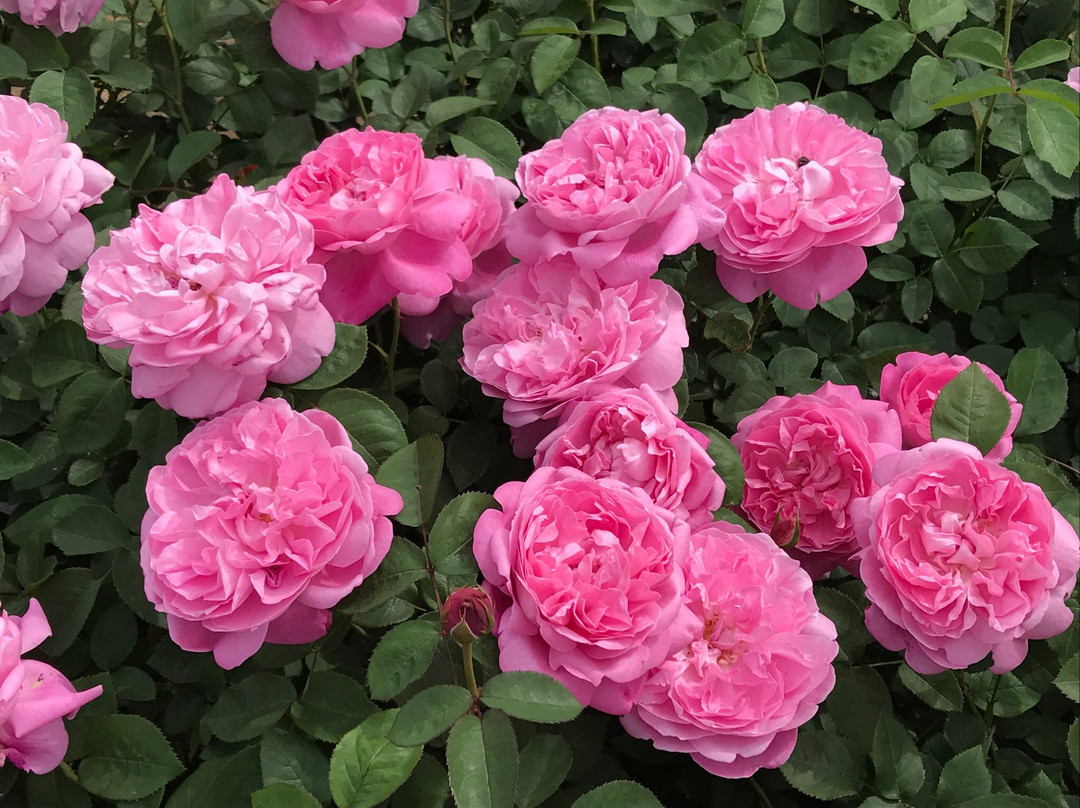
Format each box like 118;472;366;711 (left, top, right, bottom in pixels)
331;711;423;808
901;277;933;322
480;672;584;724
367;619;441;701
872;713;925;800
530;36;581;95
446;711;518;808
942;28;1005;68
899;665;965;711
743;0;785;38
388;685;474;747
345;537;427;614
390;69;429;121
78;715;184;802
426;96;494;128
909;0;965;32
35;567;102;655
1026;98;1080;177
292;671;377;743
686;422;744;507
515;735;573;808
780;729;866;800
851;0;898;18
0;439;34;481
29;319;98;387
167;131;221;181
183;56;240;96
260;727;331;805
819;289;855;321
1006;347;1068;435
932;258;983;315
1069;718;1079;771
29;68;96;136
931;74;1011;108
392;754;450;808
939;171;993;201
0;44;28;79
164;0;210;52
428;491;497;582
320;389;407;465
166;746;263;808
450;117;523;182
904;200;954;257
519;17;580;36
54;371;128;455
766;347;819;386
252;783;322;808
954;217;1036;274
1013;39;1072;71
910;55;956;102
1054;652;1079;700
938;746;992;805
848;21;915;85
53;504;129;554
375;435;444;527
825;666;891;749
204;672;296;742
447;421;497;490
677;21;745;85
292;324;368;390
545;60;611;124
570;781;664;808
998;180;1054;220
930;363;1014;455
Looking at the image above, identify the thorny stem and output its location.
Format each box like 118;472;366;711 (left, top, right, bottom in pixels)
462;640;479;700
585;0;600;71
972;94;997;176
124;0;140;59
755;38;767;74
59;761;79;783
384;298;401;392
443;0;457;63
347;58;369;122
1001;0;1015;64
748;293;773;348
749;776;774;808
148;0;191;132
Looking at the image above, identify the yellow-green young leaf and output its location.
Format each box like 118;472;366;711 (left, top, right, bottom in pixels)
931;74;1011;108
366;619;441;701
930;363;1013;455
330;711;423;808
78;715;184;802
29;68;95;135
479;672;584;723
530;35;580;94
446;711;518;808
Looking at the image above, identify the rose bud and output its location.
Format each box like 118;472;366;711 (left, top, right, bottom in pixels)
441;587;495;645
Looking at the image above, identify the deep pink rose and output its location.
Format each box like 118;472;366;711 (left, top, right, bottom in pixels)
0;96;112;316
506;107;702;285
399;155;518;346
854;440;1079;674
82;174;334;419
690;102;904;309
1067;67;1080;93
880;351;1022;462
0;599;102;774
270;0;418;70
622;521;837;778
141;398;403;669
534;386;725;527
0;0;104;33
276;128;474;324
474;466;694;714
732;382;902;578
461;260;688;456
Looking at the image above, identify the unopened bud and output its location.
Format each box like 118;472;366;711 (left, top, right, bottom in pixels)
441;586;494;645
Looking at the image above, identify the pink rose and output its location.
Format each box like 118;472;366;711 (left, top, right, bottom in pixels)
854;440;1079;674
0;96;112;316
0;599;102;774
622;521;837;778
399;155;518;346
690;102;904;309
461;260;688;456
270;0;418;71
534;386;725;527
474;466;694;714
275;128;474;325
506;107;702;285
879;351;1022;462
0;0;104;33
732;382;902;578
82;174;334;419
1066;67;1080;93
141;398;403;669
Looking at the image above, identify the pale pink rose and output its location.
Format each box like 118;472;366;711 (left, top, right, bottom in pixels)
506;107;702;285
399;155;518;346
270;0;418;70
690;102;904;309
0;0;104;33
461;260;688;456
0;599;102;774
82;174;334;420
622;521;837;778
854;440;1079;674
1066;67;1080;93
141;398;403;669
0;96;112;316
275;128;473;325
880;351;1022;462
474;466;694;714
732;382;902;578
534;386;725;527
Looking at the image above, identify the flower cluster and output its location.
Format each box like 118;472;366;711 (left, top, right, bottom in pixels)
0;95;113;316
0;0;104;34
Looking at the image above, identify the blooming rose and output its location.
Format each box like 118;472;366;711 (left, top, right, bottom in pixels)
879;351;1022;462
141;398;403;669
461;260;688;455
82;174;334;419
0;0;104;33
0;96;112;316
690;102;904;309
1067;67;1080;93
0;599;102;774
506;107;703;285
732;382;902;578
270;0;418;71
534;386;725;527
854;440;1079;674
275;128;474;325
474;466;694;714
622;521;837;778
399;155;518;346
